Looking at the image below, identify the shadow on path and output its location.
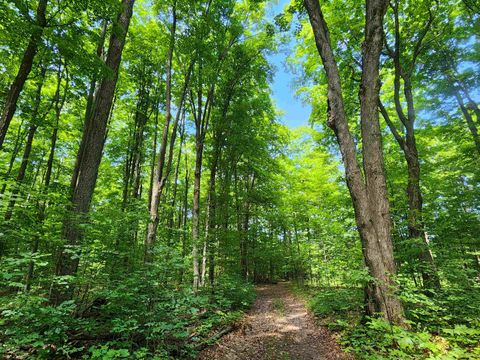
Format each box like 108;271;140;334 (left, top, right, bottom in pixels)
198;282;351;360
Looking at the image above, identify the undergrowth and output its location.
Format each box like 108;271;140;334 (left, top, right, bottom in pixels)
292;283;480;359
0;274;255;359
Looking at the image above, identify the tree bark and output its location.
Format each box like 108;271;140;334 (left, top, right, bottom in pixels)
4;65;48;222
200;85;235;286
455;90;480;155
179;150;190;283
192;133;204;290
382;0;440;290
50;0;135;305
167;112;186;244
201;141;219;286
145;4;196;261
202;135;221;286
304;0;406;325
71;21;109;192
0;0;48;149
145;4;177;257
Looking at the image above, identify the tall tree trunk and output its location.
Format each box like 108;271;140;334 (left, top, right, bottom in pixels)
241;174;255;281
148;93;160;208
167;113;186;243
0;0;48;149
50;0;135;305
192;137;204;290
190;28;234;289
145;4;196;260
4;65;48;222
234;166;248;281
179;150;189;284
201;154;217;287
71;20;109;195
404;79;440;290
145;4;176;259
25;63;67;291
191;73;219;290
304;0;405;325
385;0;440;290
131;74;151;200
203;137;221;286
145;61;191;257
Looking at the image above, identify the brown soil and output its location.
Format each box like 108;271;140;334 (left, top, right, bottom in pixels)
198;282;351;360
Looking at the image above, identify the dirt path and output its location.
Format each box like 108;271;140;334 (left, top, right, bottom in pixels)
198;282;350;360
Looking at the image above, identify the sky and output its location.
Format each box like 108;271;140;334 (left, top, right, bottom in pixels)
265;0;312;129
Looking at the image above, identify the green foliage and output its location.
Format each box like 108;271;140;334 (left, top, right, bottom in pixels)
0;294;80;358
308;288;363;319
345;317;480;360
0;0;478;358
0;275;255;358
298;284;480;359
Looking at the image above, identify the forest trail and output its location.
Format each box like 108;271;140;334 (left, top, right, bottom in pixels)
198;282;350;360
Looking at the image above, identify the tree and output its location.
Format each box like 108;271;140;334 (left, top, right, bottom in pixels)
50;0;135;305
0;0;479;357
379;0;446;289
303;0;405;324
0;0;48;149
145;0;194;261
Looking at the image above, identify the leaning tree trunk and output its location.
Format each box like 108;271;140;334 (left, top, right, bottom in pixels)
0;0;48;149
49;0;135;305
304;0;406;325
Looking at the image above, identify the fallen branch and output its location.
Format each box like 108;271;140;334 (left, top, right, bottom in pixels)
193;325;235;351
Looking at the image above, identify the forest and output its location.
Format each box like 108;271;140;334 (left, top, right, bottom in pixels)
0;0;479;359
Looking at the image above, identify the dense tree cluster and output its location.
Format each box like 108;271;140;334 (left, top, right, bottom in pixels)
0;0;478;358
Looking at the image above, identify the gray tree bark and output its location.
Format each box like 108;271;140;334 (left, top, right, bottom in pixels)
304;0;406;325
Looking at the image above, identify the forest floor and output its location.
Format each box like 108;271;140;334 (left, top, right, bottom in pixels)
198;282;350;360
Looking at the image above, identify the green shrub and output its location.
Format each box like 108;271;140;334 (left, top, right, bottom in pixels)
0;273;256;359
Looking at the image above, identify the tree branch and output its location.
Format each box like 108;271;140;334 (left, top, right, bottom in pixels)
379;99;406;151
391;0;408;127
411;3;436;68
